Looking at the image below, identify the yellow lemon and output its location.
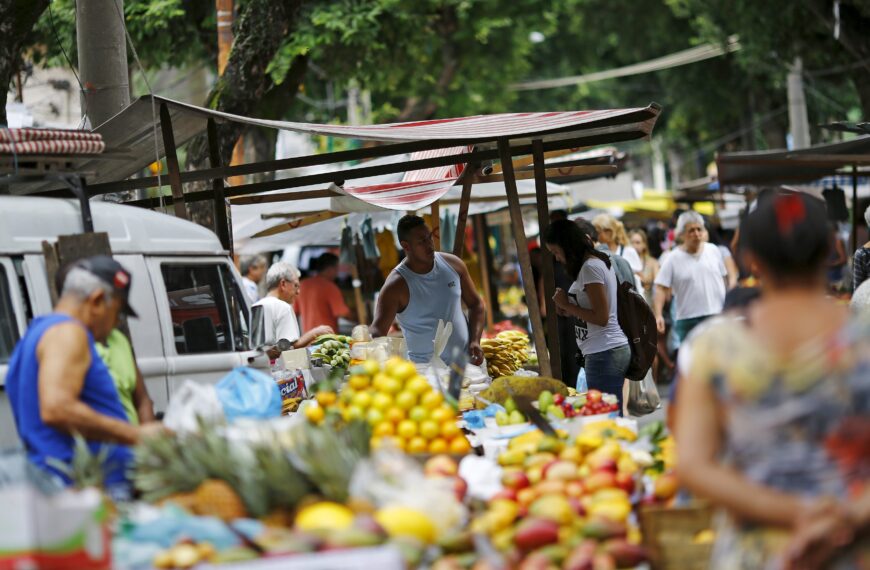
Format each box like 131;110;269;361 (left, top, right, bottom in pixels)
405;375;431;395
343;406;364;422
428;438;449;454
371;392;393;412
431;406;455;424
441;420;462;440
366;408;385;425
348;374;370;391
372;373;390;392
352;391;373;409
407;436;428;454
397;420;418;439
360;359;380;376
395;390;417;410
420;391;444;409
339;387;356;404
385;407;406;424
381;377;403;395
374;507;437;544
304;405;324;424
449;436;472;454
315;391;337;407
373;422;395;437
385;358;417;382
419;420;440;440
408;406;428;423
296;502;354;532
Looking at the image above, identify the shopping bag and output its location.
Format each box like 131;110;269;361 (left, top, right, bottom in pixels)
626;369;662;417
576;368;588;392
163;380;225;434
214;367;282;423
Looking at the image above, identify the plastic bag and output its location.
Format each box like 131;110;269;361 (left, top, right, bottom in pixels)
576;368;588;392
626;370;662;417
163;380;224;434
215;367;282;423
423;319;453;391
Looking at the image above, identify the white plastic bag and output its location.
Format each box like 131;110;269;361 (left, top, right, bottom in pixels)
423;319;453;391
163;380;224;434
626;370;662;417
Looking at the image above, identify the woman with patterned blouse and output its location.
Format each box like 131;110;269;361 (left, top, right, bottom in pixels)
853;205;870;291
675;191;870;569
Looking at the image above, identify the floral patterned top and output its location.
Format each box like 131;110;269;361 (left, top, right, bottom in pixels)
687;313;870;569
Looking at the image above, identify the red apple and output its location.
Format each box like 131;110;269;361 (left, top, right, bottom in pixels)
424;455;459;477
586;456;618;473
451;476;468;501
586;390;603;404
501;470;531;491
490;488;518;503
614;472;635;495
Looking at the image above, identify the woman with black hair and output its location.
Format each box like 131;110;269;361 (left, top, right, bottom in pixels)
545;219;630;410
675;191;870;569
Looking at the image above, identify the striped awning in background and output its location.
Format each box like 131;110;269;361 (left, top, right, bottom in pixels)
0;128;105;155
341;146;472;211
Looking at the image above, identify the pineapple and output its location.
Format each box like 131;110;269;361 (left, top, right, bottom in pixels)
47;433;109;489
193;479;248;521
289;419;371;502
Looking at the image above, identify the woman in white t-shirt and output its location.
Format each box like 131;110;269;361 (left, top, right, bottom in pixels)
545;219;630;411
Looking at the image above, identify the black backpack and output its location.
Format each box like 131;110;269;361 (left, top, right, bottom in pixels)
616;281;658;381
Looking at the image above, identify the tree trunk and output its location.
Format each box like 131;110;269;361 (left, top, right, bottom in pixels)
0;0;48;125
183;0;306;231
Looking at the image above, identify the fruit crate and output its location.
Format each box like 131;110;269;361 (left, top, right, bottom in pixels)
639;502;714;570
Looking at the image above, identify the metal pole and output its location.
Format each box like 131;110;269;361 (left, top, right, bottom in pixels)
531;139;561;381
76;0;130;129
498;138;551;377
853;164;859;254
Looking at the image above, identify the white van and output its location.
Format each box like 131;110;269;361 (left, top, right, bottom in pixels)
0;196;269;448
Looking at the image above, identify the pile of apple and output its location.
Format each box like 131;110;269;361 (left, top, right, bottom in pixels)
536;389;620;420
468;425;649;569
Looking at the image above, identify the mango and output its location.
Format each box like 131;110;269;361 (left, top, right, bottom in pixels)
513;517;560;551
602;539;648;568
581;517;626;540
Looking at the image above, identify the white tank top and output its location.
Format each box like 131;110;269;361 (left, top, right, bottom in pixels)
395;253;469;364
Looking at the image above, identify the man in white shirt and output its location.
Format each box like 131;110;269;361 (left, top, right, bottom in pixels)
240;255;267;303
653;211;728;343
253;262;332;359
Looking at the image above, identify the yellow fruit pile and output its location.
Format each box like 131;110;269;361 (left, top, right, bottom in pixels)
311;358;472;455
481;330;530;378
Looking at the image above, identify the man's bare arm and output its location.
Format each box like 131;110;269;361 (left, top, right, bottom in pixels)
37;324;139;445
653;284;670;334
370;273;407;338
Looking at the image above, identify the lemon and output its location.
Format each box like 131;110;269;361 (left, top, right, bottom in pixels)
430;406;454;423
366;408;385;425
315;391;337;407
296;502;354;532
360;359;381;376
348;374;370;391
407;436;428;454
406;375;431;395
419;420;440;440
428;438;449;454
449;436;472;454
441;420;461;440
352;391;373;409
395;390;417;410
420;391;444;409
372;373;391;392
381;377;403;395
373;421;395;437
371;392;393;411
374;507;437;544
385;407;406;424
304;405;325;424
339;387;356;404
343;406;365;422
408;406;428;423
397;419;418;439
386;359;417;382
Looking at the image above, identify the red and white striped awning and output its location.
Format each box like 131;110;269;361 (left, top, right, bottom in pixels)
341;146;472;211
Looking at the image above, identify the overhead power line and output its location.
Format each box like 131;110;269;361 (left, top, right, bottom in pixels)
511;35;741;91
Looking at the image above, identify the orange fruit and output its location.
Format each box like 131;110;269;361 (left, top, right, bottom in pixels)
449;436;472;454
420;391;444;409
397;420;418;439
419;420;440;440
373;422;395;437
428;438;449;454
441;420;462;440
407;436;428;454
385;407;406;424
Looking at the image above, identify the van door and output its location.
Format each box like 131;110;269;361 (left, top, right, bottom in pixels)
147;257;266;395
0;257;28;449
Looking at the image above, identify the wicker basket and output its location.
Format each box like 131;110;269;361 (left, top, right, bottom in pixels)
639;502;714;570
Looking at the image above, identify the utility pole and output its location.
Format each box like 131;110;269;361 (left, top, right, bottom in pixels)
787;57;811;150
76;0;130;129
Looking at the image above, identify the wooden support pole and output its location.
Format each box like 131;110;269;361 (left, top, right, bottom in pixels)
350;239;367;325
431;200;441;251
474;215;495;332
207;118;231;252
453;168;475;257
159;103;188;220
498;138;551;377
532;139;561;381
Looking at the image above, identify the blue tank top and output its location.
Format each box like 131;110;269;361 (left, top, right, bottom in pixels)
5;314;133;486
395;253;470;365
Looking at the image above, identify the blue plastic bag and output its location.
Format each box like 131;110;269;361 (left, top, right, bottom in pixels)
576;368;588;392
215;366;282;422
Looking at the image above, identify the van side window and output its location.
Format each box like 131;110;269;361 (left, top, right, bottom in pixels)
161;264;245;354
0;265;21;364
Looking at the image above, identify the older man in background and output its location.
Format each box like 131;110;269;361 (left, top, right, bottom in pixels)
240;254;268;303
254;261;333;359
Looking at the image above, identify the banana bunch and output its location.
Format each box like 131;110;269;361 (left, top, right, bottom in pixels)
311;336;351;369
481;330;530;378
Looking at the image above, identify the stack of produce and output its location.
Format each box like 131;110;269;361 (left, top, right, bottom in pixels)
306;358;472;455
537;389;620;419
310;334;352;368
481;330;530;378
476;375;568;408
453;423;651;568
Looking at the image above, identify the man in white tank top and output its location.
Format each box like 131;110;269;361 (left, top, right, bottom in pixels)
370;215;485;366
